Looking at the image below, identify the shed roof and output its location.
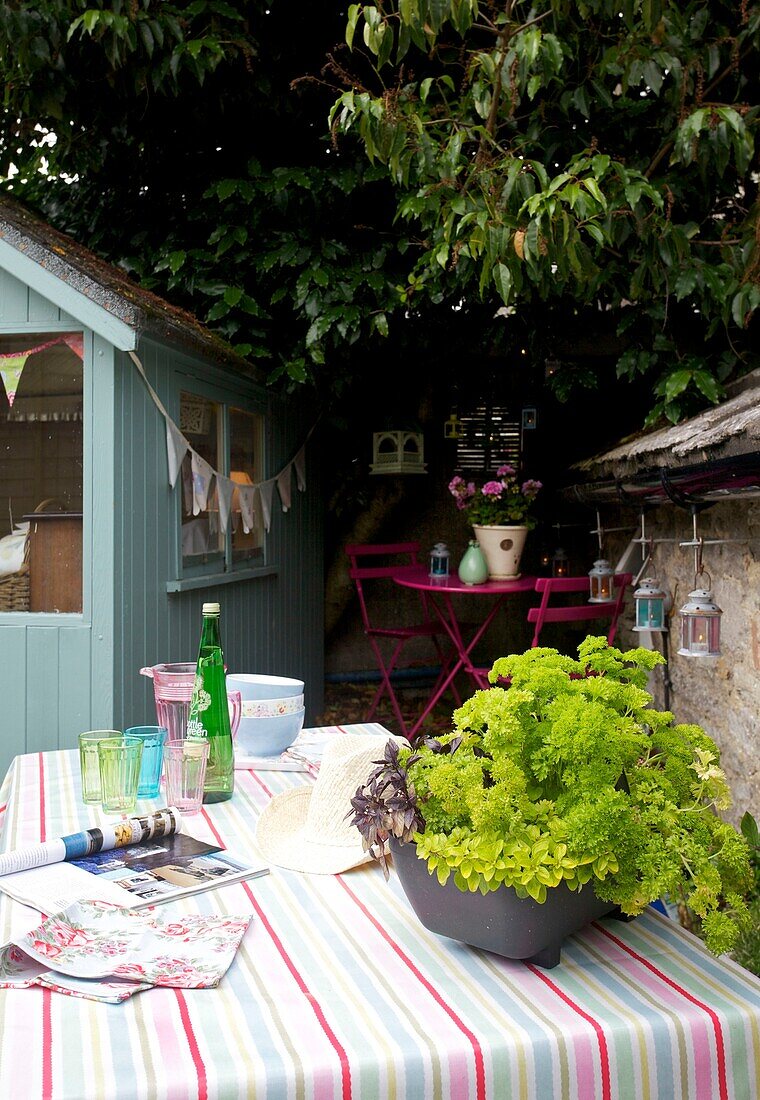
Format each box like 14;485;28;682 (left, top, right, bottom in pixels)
566;369;760;505
0;195;256;374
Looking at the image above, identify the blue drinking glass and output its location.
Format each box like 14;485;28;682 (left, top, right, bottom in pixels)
125;725;167;799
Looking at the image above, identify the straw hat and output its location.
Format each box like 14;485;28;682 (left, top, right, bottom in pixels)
254;733;404;874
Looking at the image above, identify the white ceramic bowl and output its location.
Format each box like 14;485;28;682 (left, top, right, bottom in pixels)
236;708;305;757
227;673;305;700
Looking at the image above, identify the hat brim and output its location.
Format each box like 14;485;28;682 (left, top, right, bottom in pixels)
255;787;376;875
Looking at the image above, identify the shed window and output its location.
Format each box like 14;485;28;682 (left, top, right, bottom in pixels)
180;390;264;570
0;332;83;614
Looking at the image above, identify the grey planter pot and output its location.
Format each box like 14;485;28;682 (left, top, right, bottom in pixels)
391;838;621;968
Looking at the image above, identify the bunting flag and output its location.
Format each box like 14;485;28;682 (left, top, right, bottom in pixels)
0;333;84;407
258;480;274;533
191;452;215;516
215;475;234;536
277;466;292;512
127;349;314;537
238;484;256;534
166;421;189;489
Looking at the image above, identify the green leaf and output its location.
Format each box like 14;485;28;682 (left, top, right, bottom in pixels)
674;268;698;300
664;369;692;401
493;262;512;305
692;370;721;403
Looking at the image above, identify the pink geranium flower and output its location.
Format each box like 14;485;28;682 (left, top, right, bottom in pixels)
447;467;542;528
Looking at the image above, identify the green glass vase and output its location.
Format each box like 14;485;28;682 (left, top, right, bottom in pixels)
457;540;488;586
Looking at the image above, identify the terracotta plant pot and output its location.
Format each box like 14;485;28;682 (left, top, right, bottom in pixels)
391;838;620;968
472;524;528;580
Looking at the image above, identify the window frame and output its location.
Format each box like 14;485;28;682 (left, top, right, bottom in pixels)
169;369;273;592
0;321;88;620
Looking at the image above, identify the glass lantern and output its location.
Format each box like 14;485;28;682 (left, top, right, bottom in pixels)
551;548;569;577
677;587;722;657
633;577;667;632
588;558;614;603
429;542;450;579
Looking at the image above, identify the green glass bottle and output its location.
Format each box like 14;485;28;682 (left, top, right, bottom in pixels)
186;601;234;803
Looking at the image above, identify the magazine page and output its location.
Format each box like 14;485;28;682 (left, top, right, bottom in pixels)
0;808;182;878
0;830;268;914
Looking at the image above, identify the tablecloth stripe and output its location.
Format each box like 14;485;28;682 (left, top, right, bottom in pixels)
337;876;488;1100
203;804;354;1100
568;935;678;1100
175;988;208;1099
619;917;760;1099
595;923;729;1099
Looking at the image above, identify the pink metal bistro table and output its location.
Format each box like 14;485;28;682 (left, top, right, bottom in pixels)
393;566;537;736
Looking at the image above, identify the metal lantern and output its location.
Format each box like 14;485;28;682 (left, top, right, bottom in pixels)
429;542;450;579
588;558;614;603
633;577;667;632
539;546;552;569
678;584;722;657
551;547;569;577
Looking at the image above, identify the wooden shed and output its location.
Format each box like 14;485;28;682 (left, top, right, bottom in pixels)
0;197;323;776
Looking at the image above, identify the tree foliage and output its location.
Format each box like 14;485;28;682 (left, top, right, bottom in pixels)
333;0;759;422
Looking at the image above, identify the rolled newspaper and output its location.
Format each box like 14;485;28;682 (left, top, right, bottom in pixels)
0;807;183;878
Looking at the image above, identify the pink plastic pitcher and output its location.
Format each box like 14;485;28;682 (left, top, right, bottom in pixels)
140;663;242;741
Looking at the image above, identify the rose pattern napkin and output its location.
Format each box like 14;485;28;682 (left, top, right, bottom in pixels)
0;899;252;1003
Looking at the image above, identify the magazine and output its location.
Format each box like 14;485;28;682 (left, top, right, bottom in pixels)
0;826;268;914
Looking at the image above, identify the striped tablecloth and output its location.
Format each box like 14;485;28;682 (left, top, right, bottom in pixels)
0;724;759;1100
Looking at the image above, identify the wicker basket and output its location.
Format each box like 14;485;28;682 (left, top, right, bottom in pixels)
0;562;30;612
0;499;61;613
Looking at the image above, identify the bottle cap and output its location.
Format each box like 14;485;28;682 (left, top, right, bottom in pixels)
202;602;221;615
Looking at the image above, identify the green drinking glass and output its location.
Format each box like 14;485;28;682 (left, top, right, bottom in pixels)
78;730;121;805
97;736;144;815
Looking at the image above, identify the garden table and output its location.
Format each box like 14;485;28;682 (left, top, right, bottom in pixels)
1;725;759;1100
393;566;537;735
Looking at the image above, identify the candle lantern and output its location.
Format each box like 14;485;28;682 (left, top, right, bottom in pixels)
429;542;450;579
633;577;667;632
677;585;721;657
551;548;569;577
539;546;552;570
588;558;614;603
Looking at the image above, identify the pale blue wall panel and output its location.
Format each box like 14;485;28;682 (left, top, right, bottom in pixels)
0;270;30;322
1;626;28;763
0;269;82;326
58;626;93;745
26;627;62;753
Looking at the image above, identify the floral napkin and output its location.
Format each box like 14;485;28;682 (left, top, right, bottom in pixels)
0;898;252;1004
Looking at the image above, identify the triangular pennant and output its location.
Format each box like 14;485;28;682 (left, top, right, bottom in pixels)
293;445;306;491
216;475;234;535
258;480;274;532
237;484;256;534
190;452;215;515
166;421;189;489
62;333;85;360
277;465;292;512
0;353;31;407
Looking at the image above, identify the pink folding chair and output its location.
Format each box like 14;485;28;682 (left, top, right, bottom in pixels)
470;573;632;689
345;542;456;738
527;573;633;648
